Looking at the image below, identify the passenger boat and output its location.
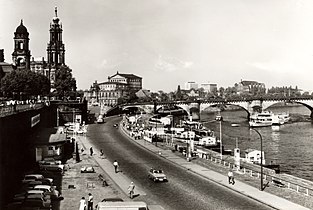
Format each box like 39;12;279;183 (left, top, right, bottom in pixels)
249;111;274;127
249;111;288;127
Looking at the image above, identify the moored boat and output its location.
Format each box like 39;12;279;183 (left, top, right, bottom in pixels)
249;111;289;127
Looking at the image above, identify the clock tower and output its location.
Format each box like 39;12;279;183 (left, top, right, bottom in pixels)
12;20;31;70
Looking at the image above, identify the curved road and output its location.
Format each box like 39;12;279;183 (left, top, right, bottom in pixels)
88;116;274;210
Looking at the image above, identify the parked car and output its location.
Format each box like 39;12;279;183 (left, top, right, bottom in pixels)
22;180;53;191
39;161;64;172
33;185;62;200
22;194;52;210
22;175;53;185
13;190;49;202
148;168;167;182
81;166;95;173
38;158;62;165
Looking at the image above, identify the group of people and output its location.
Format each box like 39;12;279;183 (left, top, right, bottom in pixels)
79;193;94;210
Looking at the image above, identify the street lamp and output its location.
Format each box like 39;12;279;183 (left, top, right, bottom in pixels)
250;127;264;191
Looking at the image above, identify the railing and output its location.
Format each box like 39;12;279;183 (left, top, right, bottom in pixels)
0;103;45;117
200;153;313;197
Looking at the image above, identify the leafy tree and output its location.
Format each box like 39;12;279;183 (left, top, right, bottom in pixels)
53;66;77;100
0;70;50;99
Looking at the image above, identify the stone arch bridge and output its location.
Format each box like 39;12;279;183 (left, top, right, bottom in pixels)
119;97;313;120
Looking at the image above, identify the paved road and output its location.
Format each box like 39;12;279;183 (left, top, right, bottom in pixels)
88;117;274;210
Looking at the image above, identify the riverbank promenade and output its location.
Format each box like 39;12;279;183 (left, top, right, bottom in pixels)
69;121;310;210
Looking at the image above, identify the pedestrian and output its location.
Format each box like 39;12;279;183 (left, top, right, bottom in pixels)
90;147;93;156
100;149;104;156
79;197;86;210
228;169;235;185
128;182;135;199
87;193;93;210
113;160;119;173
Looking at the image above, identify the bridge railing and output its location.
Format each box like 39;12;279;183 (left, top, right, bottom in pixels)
0;103;45;117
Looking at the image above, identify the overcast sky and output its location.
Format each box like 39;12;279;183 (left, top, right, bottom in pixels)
1;0;313;92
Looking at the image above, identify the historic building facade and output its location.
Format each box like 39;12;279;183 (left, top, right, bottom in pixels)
12;20;31;70
86;72;142;106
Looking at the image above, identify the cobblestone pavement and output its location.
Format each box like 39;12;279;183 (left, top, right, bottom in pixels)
59;144;129;210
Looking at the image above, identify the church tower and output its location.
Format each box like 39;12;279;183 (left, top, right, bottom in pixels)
12;20;31;70
47;7;65;68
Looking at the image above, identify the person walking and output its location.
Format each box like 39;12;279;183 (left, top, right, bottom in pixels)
128;182;135;199
87;193;93;210
113;160;119;173
228;169;235;185
90;147;93;156
79;197;86;210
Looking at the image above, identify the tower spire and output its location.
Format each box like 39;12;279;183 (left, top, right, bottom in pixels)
55;6;58;17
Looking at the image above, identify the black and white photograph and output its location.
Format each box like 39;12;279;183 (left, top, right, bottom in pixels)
1;0;313;209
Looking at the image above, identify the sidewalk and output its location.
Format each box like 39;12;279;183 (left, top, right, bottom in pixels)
119;126;310;210
72;123;309;210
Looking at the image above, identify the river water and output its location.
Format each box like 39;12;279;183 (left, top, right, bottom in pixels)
200;105;313;182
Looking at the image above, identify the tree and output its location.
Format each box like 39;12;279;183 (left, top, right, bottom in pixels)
54;66;77;100
0;70;50;99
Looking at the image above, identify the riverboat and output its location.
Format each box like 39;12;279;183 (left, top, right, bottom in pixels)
249;111;288;127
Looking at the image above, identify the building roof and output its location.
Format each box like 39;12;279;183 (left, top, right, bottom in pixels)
109;71;142;79
15;20;29;35
98;81;127;85
240;80;263;86
0;62;14;73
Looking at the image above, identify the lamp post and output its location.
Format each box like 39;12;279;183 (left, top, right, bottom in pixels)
250;127;264;191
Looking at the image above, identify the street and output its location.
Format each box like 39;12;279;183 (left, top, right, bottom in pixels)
87;116;274;210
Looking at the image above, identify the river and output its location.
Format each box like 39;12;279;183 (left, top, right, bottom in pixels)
199;105;313;182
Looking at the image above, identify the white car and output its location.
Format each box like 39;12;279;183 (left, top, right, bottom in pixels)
39;161;64;172
97;115;104;124
22;174;53;185
34;185;61;199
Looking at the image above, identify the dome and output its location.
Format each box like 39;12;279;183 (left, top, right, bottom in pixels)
15;20;28;35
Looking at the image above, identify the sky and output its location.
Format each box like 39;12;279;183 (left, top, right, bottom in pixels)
1;0;313;92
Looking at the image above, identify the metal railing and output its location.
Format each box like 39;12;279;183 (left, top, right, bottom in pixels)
201;154;313;197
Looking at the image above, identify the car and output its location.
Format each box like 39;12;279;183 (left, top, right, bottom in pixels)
22;180;53;191
33;185;62;200
39;161;64;172
13;190;48;202
81;166;95;173
38;158;62;165
148;168;167;182
113;124;118;128
22;194;51;210
97;115;104;124
22;174;53;185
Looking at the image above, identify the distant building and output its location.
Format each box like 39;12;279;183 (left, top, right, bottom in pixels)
87;71;142;106
30;57;49;77
208;83;217;93
237;80;265;95
185;81;198;90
